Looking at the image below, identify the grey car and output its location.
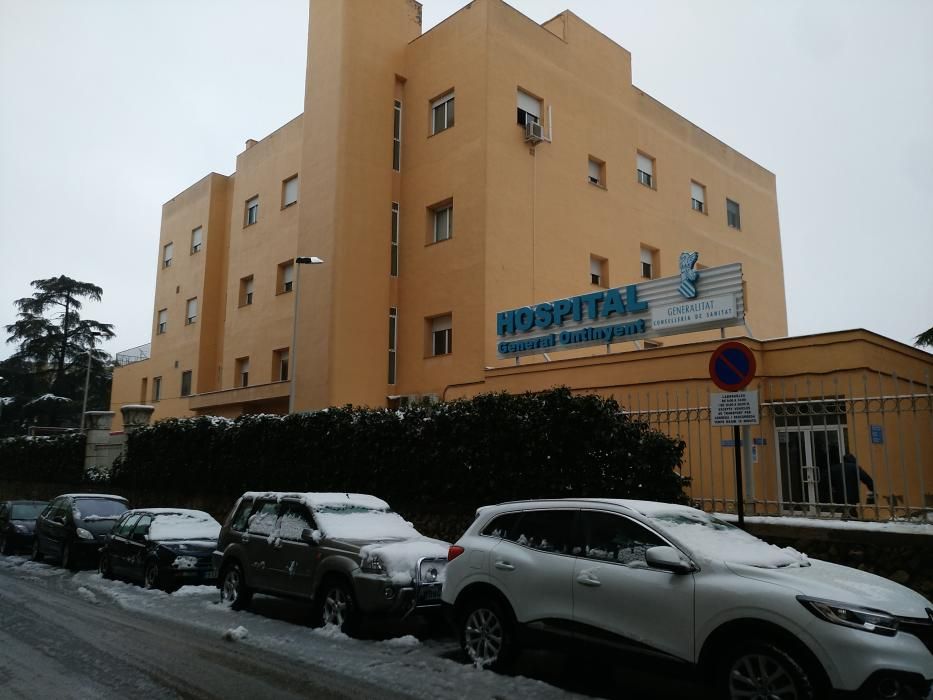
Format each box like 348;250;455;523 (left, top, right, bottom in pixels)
212;492;449;633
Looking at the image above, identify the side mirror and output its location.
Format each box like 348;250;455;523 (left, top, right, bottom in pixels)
132;532;147;544
300;528;318;545
646;546;696;574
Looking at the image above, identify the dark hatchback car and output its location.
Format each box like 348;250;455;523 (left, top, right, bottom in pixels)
0;500;48;554
100;508;221;592
33;494;129;569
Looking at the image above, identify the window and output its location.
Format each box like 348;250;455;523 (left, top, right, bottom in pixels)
727;199;741;229
230;498;255;532
430;314;452;356
392;100;402;171
236;357;249;387
388;307;398;384
115;514;140;539
517;89;541;126
278;261;294;294
239;275;254;306
245;196;259;226
190;226;203;253
282;175;298;208
180;370;192;397
277;502;314;541
247;501;278;536
152;376;162;401
131;515;152;540
431;91;454;134
390;202;399;276
509;509;576;554
162;242;174;268
576;510;665;567
432;202;453;243
588;157;605;187
691;181;706;213
636;152;654;188
481;512;522;539
185;297;198;325
590;255;607;287
157;309;167;334
274;348;289;382
640;246;656;279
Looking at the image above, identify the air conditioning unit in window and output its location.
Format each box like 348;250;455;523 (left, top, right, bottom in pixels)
524;120;545;144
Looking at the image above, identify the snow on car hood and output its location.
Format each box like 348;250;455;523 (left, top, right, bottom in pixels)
359;538;450;586
148;511;221;541
726;558;933;617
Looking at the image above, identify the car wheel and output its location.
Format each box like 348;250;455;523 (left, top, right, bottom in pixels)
144;561;163;591
99;553;114;580
315;578;359;636
62;542;78;571
219;563;252;611
459;597;516;671
720;640;816;700
31;538;43;562
0;534;10;555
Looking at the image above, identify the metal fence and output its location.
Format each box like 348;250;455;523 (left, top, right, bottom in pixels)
115;343;151;367
623;371;933;522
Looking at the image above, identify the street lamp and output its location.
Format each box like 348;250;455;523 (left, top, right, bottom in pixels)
81;349;93;427
288;256;324;414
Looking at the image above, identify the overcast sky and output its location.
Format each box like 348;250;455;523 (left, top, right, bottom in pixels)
2;0;931;362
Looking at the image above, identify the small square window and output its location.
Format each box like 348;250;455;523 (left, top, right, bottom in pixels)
431;92;454;135
274;348;289;382
277;261;294;294
157;309;168;335
640;246;657;279
636;152;654;189
590;255;607;287
180;370;192;397
727;199;742;229
691;181;706;214
190;226;203;253
235;357;250;388
185;297;198;325
431;202;453;243
588;157;605;187
162;242;174;268
282;176;298;208
239;275;254;306
245;196;259;226
152;376;162;402
517;89;541;127
430;315;452;356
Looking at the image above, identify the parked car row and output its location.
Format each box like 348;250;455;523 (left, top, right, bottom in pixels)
3;494;932;699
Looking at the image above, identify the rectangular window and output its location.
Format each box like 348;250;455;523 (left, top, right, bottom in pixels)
190;226;203;253
245;196;259;226
157;308;168;335
588;157;605;187
691;181;706;213
393;100;402;171
431;91;454;135
517;89;541;126
388;307;398;385
152;376;162;401
180;370;192;397
282;176;298;208
431;314;452;356
391;202;399;276
432;202;453;243
727;199;742;229
278;261;294;293
235;357;250;388
590;255;607;287
640;246;656;279
274;348;289;382
239;275;254;306
636;153;654;188
185;297;198;325
162;242;174;268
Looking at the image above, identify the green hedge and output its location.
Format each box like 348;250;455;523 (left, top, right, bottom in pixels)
112;388;688;510
0;433;85;484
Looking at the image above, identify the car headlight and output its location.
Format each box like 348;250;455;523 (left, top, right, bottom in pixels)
12;524;28;534
362;554;385;574
798;596;899;637
76;528;94;540
172;555;198;569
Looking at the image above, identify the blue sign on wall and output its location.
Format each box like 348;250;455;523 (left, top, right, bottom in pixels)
870;424;884;444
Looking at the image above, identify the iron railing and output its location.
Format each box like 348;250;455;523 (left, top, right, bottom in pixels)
115;343;151;367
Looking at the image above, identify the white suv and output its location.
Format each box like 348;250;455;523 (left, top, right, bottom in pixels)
442;499;933;699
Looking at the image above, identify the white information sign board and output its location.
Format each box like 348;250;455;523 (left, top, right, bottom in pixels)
711;391;759;426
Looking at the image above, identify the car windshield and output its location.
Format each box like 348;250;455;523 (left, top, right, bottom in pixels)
648;511;809;569
312;504;421;541
73;498;128;521
11;503;45;520
149;512;221;541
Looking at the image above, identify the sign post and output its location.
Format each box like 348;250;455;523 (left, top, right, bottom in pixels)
709;342;758;527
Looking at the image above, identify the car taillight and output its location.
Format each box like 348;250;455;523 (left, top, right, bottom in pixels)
448;545;465;562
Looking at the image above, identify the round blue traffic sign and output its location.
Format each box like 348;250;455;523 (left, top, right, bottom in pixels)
709;341;756;391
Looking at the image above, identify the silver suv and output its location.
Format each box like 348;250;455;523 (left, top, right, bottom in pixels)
442;498;933;699
213;492;448;632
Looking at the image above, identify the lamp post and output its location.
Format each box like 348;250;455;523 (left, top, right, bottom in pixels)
288;256;324;414
81;350;93;428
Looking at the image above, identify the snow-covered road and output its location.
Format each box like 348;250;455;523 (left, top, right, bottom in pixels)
0;555;591;699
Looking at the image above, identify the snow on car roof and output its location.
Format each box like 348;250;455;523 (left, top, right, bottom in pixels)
127;508;214;517
61;493;128;501
243;492;391;511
